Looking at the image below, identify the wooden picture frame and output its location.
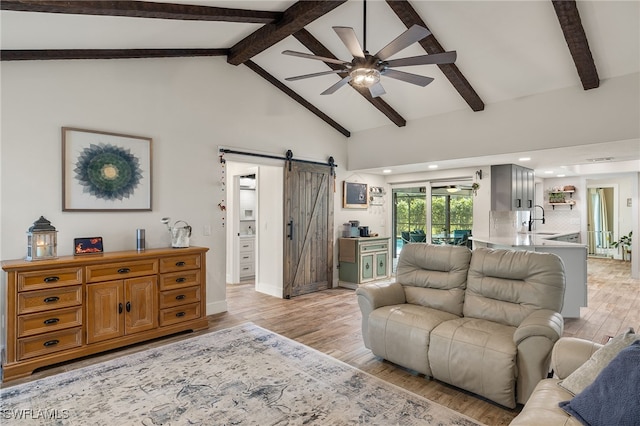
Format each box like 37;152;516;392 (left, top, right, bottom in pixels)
343;181;369;209
62;127;152;211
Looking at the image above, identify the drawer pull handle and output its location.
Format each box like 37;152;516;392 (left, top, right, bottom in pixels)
43;276;60;283
175;261;186;267
176;311;186;317
176;294;186;300
43;339;59;347
117;268;131;274
43;318;60;325
43;296;60;303
175;277;187;283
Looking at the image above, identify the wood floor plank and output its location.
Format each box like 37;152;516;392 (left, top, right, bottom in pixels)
4;257;637;426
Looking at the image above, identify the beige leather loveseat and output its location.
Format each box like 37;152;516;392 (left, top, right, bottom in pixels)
355;244;565;408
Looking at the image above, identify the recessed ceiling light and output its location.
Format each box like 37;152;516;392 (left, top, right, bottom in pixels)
544;170;554;174
557;174;566;177
382;169;392;174
519;157;531;161
428;165;438;169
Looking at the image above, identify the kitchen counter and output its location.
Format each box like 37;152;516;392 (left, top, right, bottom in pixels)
470;231;585;248
470;232;586;318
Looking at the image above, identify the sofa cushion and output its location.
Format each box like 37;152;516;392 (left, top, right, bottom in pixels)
396;243;471;316
465;248;565;327
428;317;518;408
559;340;640;426
509;379;581;426
368;304;459;376
558;327;637;395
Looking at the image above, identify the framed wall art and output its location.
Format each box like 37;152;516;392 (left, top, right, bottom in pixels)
343;181;369;209
62;127;152;211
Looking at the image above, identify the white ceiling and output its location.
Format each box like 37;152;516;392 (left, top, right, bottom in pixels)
1;0;639;177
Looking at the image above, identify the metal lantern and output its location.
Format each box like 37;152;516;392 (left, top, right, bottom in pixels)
26;216;58;261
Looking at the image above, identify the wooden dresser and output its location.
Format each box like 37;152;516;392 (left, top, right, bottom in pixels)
2;246;209;382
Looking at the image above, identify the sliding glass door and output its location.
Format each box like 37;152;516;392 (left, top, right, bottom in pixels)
392;184;473;268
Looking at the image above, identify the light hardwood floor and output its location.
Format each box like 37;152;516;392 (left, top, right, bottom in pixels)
3;258;638;426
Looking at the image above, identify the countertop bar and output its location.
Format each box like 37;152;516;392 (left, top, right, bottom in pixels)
470;231;585;248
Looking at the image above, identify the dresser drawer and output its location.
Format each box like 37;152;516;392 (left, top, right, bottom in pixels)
159;270;201;291
240;263;255;278
159;286;201;309
159;254;201;273
17;267;82;292
86;259;158;283
18;286;82;315
17;327;82;360
159;303;201;327
239;239;254;253
17;307;83;338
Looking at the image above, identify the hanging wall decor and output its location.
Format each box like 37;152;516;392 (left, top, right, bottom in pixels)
343;181;369;209
62;127;152;211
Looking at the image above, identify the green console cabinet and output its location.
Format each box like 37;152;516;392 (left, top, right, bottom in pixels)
338;237;390;289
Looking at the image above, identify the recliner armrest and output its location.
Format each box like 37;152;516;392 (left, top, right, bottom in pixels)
355;282;406;349
355;281;406;310
551;337;602;379
514;309;564;345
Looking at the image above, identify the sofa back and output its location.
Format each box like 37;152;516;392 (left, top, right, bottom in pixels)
464;247;565;327
396;243;471;316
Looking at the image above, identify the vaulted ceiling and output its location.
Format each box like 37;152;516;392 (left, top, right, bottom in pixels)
1;0;639;174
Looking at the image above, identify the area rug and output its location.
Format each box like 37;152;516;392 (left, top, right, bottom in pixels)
1;323;485;425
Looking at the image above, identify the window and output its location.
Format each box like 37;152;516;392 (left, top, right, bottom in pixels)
431;187;473;245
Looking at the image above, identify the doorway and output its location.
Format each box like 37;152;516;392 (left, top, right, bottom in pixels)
587;186;616;258
225;161;283;298
391;182;474;270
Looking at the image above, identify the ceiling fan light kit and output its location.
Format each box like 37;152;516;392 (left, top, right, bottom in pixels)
351;67;380;87
283;1;457;98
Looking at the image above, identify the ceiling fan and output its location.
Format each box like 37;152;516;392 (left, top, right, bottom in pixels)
282;1;457;98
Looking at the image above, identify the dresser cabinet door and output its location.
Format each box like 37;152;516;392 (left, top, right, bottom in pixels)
87;281;124;344
124;276;157;334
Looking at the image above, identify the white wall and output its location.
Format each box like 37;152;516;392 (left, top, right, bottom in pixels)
0;56;348;339
347;72;640;171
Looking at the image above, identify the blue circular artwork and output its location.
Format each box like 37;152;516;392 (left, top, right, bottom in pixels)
74;143;142;201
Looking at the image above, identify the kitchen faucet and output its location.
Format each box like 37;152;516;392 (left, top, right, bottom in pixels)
528;205;546;232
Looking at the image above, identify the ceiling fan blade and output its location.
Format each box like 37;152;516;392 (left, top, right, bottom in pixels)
285;70;345;82
368;82;386;98
282;50;350;66
384;51;457;67
375;24;431;61
321;75;352;95
333;27;365;58
382;69;434;87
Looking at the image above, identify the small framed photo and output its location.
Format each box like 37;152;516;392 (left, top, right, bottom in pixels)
343;181;369;209
74;237;104;255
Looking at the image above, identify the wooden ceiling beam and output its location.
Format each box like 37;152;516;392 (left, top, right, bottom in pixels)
227;1;346;66
1;49;229;61
385;0;485;112
244;60;350;138
293;28;406;127
0;0;282;23
551;0;599;90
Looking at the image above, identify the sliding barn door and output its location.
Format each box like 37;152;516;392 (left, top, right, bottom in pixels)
283;162;334;298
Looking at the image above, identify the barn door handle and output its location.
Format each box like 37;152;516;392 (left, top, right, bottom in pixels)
287;220;294;240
